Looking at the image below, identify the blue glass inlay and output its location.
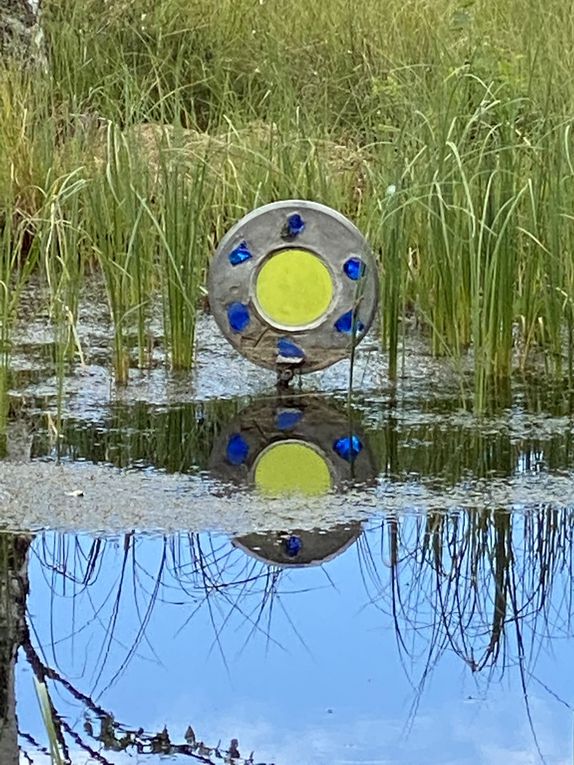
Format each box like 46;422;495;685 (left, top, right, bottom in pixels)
283;535;303;557
333;435;363;462
287;213;305;236
344;257;366;280
334;310;365;334
277;338;305;358
228;241;252;266
226;433;249;465
276;409;304;431
227;302;250;333
282;213;305;238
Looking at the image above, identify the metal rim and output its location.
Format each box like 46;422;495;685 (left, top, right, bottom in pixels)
208;200;379;373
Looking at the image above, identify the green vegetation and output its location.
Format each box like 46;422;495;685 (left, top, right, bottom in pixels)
1;0;574;406
34;679;65;765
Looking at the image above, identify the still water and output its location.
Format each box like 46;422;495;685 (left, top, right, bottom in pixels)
2;314;574;764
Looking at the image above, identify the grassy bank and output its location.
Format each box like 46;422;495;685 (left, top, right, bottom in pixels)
1;0;574;406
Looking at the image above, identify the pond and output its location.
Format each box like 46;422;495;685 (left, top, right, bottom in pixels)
1;310;574;765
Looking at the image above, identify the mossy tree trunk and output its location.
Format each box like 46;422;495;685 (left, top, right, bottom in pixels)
0;0;45;66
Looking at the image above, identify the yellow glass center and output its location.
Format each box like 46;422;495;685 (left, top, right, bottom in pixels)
255;248;333;327
254;442;332;497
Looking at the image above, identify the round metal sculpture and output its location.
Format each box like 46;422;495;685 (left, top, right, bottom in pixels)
208;200;378;373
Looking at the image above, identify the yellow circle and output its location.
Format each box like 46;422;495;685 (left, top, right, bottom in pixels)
255;249;333;327
254;442;332;497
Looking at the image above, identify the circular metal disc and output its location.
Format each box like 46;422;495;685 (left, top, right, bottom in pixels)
208;200;378;373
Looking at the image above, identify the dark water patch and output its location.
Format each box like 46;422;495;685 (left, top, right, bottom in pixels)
30;398;245;474
17;390;574;488
3;382;574;534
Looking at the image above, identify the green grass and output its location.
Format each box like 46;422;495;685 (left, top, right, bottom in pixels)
34;679;65;765
1;0;574;406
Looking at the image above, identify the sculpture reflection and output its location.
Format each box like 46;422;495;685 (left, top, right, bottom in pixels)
209;394;377;567
210;394;377;492
233;526;362;568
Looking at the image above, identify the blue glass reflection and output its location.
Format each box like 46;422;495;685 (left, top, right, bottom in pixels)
226;433;249;465
276;409;304;431
333;435;363;462
283;535;303;557
227;302;250;333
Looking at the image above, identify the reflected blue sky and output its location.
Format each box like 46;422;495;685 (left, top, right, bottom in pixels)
16;524;574;764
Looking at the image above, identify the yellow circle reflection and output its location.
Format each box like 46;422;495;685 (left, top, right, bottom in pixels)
254;442;332;497
255;248;333;327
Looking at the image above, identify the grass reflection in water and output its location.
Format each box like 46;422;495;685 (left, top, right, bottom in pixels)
1;506;572;763
2;389;574;762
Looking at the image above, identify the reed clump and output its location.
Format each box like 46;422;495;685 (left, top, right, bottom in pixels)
0;0;573;402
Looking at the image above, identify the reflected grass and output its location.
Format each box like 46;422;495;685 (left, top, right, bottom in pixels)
9;504;573;762
17;531;277;763
30;398;241;470
31;508;574;687
358;506;574;755
34;680;65;765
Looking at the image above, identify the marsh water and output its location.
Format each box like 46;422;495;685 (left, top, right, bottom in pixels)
2;304;574;765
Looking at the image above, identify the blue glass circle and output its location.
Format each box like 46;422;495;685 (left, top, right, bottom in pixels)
286;213;305;237
227;302;250;333
277;338;305;358
344;257;366;280
334;310;365;335
226;433;249;465
333;435;363;462
228;241;252;266
283;535;303;557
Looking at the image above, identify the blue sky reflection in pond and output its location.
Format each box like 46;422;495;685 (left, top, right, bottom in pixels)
15;520;574;765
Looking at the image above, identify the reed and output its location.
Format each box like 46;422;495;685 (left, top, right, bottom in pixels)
154;147;212;370
34;680;65;765
0;0;573;404
82;124;158;382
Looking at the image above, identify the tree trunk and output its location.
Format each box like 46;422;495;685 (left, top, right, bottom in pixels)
0;0;45;66
0;535;31;765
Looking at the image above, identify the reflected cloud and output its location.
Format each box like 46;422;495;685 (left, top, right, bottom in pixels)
163;688;573;765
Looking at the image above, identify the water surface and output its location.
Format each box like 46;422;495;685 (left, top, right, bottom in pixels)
1;311;574;764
